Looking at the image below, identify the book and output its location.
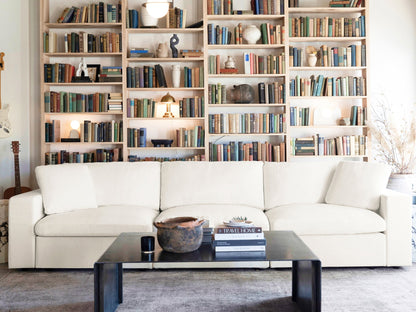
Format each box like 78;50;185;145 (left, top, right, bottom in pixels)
214;232;265;240
216;226;262;234
214;250;266;260
215;245;266;252
213;239;266;246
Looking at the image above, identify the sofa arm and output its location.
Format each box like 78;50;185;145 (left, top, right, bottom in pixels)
379;189;412;266
8;190;44;268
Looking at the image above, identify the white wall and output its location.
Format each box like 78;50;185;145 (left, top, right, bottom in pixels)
0;0;415;193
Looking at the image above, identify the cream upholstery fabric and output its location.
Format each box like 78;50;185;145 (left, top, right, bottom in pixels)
266;203;386;235
35;206;158;236
263;161;338;210
160;162;264;210
379;189;412;266
87;162;160;210
325;161;391;210
35;164;97;214
155;204;270;230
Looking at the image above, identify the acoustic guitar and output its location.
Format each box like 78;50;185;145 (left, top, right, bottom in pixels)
4;141;31;199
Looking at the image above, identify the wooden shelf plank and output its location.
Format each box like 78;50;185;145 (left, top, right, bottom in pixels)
45;82;123;86
206;14;285;20
208;44;284;49
44;52;122;57
126;57;204;63
209;133;286;136
127;117;205;120
127;147;205;150
127;28;203;34
289;37;366;42
289;96;367;99
208;104;286;107
45;142;124;145
45;112;123;115
292;155;367;158
289;66;367;71
290;125;368;128
45;23;122;28
288;7;365;13
127;88;204;91
208;74;285;78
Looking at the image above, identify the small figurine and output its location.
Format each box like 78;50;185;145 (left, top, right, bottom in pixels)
156;42;169;58
170;34;179;58
76;58;89;77
225;56;236;69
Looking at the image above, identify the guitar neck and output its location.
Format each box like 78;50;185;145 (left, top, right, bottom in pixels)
14;153;21;193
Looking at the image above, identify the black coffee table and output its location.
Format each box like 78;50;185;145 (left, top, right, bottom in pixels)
94;231;321;312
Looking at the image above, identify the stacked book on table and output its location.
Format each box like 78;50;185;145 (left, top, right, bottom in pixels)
213;226;266;259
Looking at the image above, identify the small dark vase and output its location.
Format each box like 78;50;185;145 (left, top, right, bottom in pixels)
154;217;205;253
230;84;255;104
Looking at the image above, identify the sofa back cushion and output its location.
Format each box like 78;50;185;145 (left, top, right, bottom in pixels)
263;161;339;210
325;161;391;211
86;162;160;210
160;162;264;210
35;164;97;215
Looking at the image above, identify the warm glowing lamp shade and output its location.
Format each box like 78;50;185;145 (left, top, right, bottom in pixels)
160;92;176;118
145;0;170;18
69;120;80;138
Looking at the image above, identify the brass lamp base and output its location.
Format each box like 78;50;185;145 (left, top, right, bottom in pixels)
163;111;174;118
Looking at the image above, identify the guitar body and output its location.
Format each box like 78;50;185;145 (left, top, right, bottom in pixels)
3;186;31;200
3;141;31;199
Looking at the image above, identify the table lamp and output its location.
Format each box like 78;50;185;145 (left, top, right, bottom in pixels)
160;92;175;118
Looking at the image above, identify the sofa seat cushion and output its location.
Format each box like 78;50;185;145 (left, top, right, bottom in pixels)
155;205;270;230
35;206;158;237
266;203;386;235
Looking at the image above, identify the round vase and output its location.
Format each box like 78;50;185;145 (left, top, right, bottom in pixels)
140;5;158;27
387;174;414;194
307;54;317;67
225;56;236;69
243;25;261;44
172;65;180;88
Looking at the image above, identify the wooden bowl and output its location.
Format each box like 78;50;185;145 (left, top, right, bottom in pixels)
153;217;205;253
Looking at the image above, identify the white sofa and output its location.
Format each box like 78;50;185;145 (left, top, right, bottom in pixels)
8;161;412;269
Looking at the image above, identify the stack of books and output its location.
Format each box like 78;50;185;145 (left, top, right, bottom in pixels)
202;227;214;244
213;226;266;259
107;93;122;111
99;66;122;82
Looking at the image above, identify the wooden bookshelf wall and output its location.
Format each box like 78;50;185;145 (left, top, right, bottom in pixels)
39;0;369;164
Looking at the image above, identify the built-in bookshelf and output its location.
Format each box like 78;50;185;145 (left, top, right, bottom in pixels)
40;0;368;164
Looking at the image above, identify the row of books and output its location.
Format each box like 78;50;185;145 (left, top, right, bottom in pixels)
127;154;206;162
289;75;366;97
45;148;122;165
207;0;284;15
44;63;74;83
44;120;60;143
208;83;227;104
329;0;362;7
209;141;286;162
179;97;205;118
289;16;366;38
258;82;286;104
213;226;266;259
184;66;204;88
350;105;367;126
126;65;167;88
126;9;139;28
290;44;366;67
126;98;156;118
260;23;285;45
44;92;122;113
127;128;147;147
291;134;367;156
56;3;122;23
99;66;122;82
81;120;123;143
243;53;285;75
166;7;187;28
208;113;285;134
43;31;122;54
176;126;205;148
289;107;311;126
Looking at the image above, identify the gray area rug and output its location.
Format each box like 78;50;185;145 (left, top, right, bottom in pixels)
0;264;416;312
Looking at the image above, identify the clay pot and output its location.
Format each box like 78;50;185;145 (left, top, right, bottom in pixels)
230;84;255;104
154;217;205;253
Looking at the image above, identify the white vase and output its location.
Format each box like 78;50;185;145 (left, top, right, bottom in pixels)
172;65;180;88
243;25;261;44
387;174;414;194
307;53;317;67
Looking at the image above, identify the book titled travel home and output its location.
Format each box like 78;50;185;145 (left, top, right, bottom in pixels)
216;227;262;234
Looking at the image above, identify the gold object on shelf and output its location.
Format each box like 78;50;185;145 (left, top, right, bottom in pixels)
160;92;176;118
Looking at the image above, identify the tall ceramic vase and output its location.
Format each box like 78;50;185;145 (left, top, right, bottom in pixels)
172;65;180;88
243;25;261;44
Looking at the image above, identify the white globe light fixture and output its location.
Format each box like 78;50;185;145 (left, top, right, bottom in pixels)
145;0;170;19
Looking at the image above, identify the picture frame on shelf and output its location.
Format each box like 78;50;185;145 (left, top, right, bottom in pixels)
87;64;101;82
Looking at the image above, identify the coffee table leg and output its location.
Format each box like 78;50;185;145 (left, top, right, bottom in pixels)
94;262;123;312
292;260;321;312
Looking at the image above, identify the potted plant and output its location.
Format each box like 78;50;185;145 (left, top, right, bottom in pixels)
370;93;416;193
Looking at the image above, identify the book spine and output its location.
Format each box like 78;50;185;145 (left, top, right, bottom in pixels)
216;227;262;234
214;233;265;240
215;245;266;252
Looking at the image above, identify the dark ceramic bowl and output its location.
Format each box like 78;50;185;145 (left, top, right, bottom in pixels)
154;217;205;253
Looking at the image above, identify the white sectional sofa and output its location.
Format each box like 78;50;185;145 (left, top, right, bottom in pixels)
8;161;412;269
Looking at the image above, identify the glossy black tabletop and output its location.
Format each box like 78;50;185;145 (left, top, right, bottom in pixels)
96;231;319;264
